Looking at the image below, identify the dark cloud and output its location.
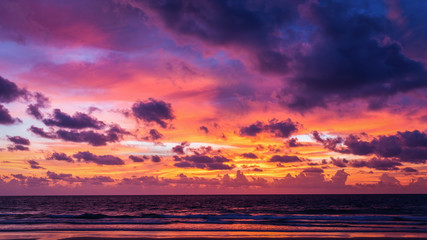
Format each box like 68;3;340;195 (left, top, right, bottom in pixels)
278;1;427;112
315;130;427;164
241;153;258;159
239;121;263;137
344;135;376;155
240;119;299;138
7;144;29;151
269;155;301;163
401;167;418;173
26;92;50;120
43;109;105;129
132;98;174;128
330;157;348;168
252;168;263;172
129;155;148;162
106;124;130;141
7;136;30;145
265;119;299;138
151;155;161;162
56;130;109;146
174;154;233;170
349;158;402;171
47;152;74;163
29;126;56;139
0;104;19;125
199;126;209;134
55;125;128;146
73;151;125;165
26;104;43;120
28;160;45;169
398;130;427;148
139;0;299;74
46;171;77;183
143;129;163;141
172;145;184;155
286;138;304;147
0;76;26;103
172;141;189;155
312;131;347;153
46;171;114;185
302;168;324;173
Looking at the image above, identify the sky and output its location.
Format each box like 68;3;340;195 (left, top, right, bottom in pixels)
0;0;426;195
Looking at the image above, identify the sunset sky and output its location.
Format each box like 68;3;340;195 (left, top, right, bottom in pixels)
0;0;426;195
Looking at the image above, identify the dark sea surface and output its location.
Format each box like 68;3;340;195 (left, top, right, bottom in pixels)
0;195;426;237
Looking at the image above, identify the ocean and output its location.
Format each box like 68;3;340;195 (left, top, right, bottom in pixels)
0;194;426;239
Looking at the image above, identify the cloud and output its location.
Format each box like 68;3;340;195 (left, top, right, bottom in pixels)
278;1;427;112
240;153;258;159
330;157;348;168
43;109;106;129
240;119;299;138
239;121;263;137
315;130;427;164
46;171;114;185
0;104;20;125
286;138;304;147
172;141;189;155
55;124;129;146
0;76;27;103
135;0;299;74
199;126;209;134
73;151;125;165
312;131;348;153
28;160;45;169
7;136;30;145
129;155;148;163
26;92;50;120
269;155;301;163
132;98;174;128
47;152;74;163
7;144;29;151
46;171;77;183
174;154;233;170
349;157;402;171
302;167;324;173
7;136;30;151
401;167;418;173
29;126;56;139
29;124;128;146
273;169;349;189
26;104;43;120
143;129;163;141
151;155;161;162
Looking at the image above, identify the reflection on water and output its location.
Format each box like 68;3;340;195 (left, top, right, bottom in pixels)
0;195;426;238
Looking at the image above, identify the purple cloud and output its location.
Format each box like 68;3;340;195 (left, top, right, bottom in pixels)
47;152;74;163
174;154;233;170
0;104;19;125
7;136;30;145
0;76;26;103
132;98;175;128
269;155;301;163
28;160;45;169
129;155;148;163
240;119;299;138
29;126;56;139
73;151;125;165
240;153;258;159
43;109;106;129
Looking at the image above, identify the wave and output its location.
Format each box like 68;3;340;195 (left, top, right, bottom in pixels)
1;212;427;222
